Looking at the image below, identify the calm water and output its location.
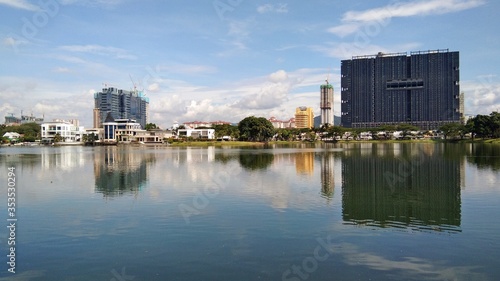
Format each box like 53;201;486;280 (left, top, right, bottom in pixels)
0;143;499;281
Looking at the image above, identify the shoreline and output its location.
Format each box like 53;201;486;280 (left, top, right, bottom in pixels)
2;138;499;148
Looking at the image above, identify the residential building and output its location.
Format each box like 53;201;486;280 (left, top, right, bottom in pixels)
94;87;149;129
269;117;295;129
183;120;232;129
320;82;334;126
102;114;163;144
3;132;21;141
177;128;215;139
295;107;314;129
41;120;85;143
341;49;462;130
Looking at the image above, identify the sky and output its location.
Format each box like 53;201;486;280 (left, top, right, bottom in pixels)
0;0;499;129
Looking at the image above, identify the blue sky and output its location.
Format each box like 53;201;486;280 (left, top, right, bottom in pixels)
1;0;499;129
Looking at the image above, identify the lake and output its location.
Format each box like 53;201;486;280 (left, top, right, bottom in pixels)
0;143;499;280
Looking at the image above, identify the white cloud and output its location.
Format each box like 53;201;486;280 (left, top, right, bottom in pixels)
328;0;485;37
327;23;363;38
147;83;160;92
0;0;40;11
269;69;288;83
233;70;294;110
343;0;485;22
2;36;27;47
59;45;137;60
461;75;500;115
0;68;333;129
335;243;487;280
257;3;288;14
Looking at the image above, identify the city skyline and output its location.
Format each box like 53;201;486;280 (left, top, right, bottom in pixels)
1;0;499;129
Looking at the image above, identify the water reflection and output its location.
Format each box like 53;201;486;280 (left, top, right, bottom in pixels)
320;152;335;198
93;147;156;197
238;152;274;170
467;143;500;171
295;152;314;176
341;143;463;233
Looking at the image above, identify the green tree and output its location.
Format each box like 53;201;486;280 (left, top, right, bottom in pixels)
379;125;397;140
489;112;500;138
53;133;63;143
326;126;346;141
238;116;275;142
468;114;492;138
439;123;465;140
0;122;40;140
213;124;239;140
396;124;420;139
145;123;159;130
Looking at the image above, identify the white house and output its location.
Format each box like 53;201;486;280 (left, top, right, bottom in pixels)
103;116;163;144
177;128;215;139
2;132;21;140
41;121;85;143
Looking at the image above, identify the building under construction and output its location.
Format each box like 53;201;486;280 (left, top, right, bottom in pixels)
94;87;149;129
320;82;334;127
341;49;463;129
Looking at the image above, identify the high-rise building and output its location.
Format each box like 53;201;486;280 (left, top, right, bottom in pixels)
341;49;462;130
320;82;334;126
94;87;149;129
295;106;314;129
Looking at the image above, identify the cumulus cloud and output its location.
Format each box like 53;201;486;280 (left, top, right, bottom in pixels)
0;67;333;129
269;69;288;83
234;70;292;110
461;75;500;115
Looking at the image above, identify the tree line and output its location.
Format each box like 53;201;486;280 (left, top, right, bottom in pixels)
440;112;500;139
223;113;500;142
2;111;498;144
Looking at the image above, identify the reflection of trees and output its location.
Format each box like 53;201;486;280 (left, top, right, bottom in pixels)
466;144;500;171
239;153;274;171
94;147;155;197
1;153;41;171
341;143;463;233
214;153;239;164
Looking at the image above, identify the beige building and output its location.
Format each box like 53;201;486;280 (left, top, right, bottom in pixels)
295;107;314;129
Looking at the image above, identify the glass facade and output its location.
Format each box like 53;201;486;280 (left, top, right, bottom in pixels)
94;88;149;129
341;50;462;129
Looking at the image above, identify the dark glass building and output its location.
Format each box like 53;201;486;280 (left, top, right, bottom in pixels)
341;49;462;129
94;87;149;129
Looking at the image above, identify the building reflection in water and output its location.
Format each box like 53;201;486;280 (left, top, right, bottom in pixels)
320;152;335;198
94;147;155;197
295;152;314;176
341;143;463;233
